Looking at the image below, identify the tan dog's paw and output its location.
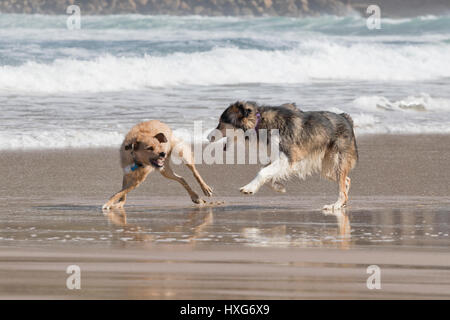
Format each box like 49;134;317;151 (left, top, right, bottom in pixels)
206;200;225;206
102;203;112;210
201;184;213;197
192;200;225;207
192;197;207;205
103;201;124;211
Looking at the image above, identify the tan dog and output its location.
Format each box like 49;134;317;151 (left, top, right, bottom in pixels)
102;120;213;210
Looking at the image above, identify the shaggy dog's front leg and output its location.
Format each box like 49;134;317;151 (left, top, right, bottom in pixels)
240;153;290;195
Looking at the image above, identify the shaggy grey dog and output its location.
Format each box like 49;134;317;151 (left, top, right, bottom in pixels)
210;101;358;210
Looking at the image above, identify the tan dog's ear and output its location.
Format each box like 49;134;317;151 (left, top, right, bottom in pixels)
124;139;140;151
154;133;168;143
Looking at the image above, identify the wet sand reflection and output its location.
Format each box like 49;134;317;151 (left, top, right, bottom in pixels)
0;198;448;249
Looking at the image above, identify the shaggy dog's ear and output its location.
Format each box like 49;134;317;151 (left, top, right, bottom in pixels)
154;133;168;143
281;103;298;111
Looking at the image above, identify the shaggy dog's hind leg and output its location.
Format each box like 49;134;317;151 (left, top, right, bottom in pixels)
345;176;351;194
323;169;350;211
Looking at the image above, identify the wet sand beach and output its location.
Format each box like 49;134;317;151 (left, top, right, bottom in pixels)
0;134;449;299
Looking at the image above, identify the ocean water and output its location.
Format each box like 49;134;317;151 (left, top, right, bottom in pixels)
0;14;450;149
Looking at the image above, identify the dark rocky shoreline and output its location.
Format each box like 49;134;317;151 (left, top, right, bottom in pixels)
0;0;349;16
0;0;449;17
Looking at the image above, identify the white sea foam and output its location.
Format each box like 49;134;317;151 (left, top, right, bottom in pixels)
1;113;449;151
1;92;449;150
0;127;217;150
1;41;450;93
0;14;449;150
352;94;450;112
0;130;124;150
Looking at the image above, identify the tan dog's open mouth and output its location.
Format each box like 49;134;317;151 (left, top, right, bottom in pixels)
150;157;165;168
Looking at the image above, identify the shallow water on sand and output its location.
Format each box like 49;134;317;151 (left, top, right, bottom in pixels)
1;196;449;249
1;197;450;299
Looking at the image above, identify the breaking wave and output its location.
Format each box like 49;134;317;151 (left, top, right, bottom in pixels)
1;42;450;93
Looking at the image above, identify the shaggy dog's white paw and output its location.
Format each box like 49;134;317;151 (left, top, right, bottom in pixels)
240;182;259;195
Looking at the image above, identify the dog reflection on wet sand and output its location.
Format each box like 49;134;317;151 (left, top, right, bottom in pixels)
103;207;214;244
241;208;351;249
322;208;351;249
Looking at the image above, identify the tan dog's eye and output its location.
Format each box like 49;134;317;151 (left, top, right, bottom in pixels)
146;146;154;151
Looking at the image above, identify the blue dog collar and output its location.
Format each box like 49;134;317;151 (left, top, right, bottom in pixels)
124;162;141;174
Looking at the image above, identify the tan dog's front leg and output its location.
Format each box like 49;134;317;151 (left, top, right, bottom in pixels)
103;167;152;210
172;139;213;197
160;162;206;204
114;173;135;208
180;147;213;197
185;163;213;197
